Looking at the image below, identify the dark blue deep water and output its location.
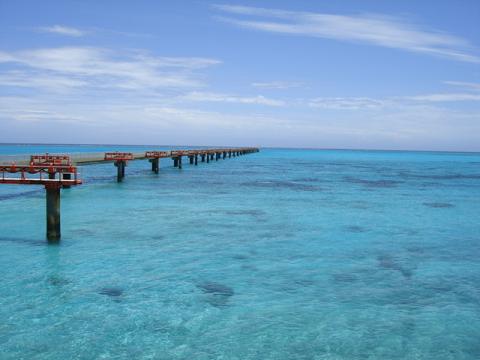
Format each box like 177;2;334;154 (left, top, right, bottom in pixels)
0;144;479;359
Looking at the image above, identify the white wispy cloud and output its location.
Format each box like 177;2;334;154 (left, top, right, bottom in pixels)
443;81;480;91
0;70;87;91
181;91;285;106
37;25;86;37
308;97;386;110
407;93;480;102
0;47;221;91
214;4;479;63
251;81;303;90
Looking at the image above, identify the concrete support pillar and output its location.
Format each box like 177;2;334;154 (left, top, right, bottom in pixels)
207;154;210;163
62;173;71;189
223;152;226;159
46;185;61;242
150;158;159;174
173;157;179;167
215;153;219;161
201;154;205;162
195;155;198;165
189;156;194;165
115;161;125;182
210;154;214;160
229;151;231;158
178;156;182;169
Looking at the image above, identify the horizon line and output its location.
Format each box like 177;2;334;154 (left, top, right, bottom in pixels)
0;142;479;155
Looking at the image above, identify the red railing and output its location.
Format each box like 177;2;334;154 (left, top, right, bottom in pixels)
30;154;72;166
104;152;134;161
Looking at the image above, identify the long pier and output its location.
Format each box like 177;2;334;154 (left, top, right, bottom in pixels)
0;147;259;242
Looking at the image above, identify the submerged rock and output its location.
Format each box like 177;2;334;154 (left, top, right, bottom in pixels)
48;275;70;286
344;177;402;188
99;286;124;297
332;273;358;283
197;281;234;297
344;225;368;233
423;202;455;208
377;254;413;279
197;281;234;308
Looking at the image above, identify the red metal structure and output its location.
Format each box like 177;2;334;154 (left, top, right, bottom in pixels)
104;152;134;161
30;154;72;166
0;164;81;186
0;163;82;242
105;152;134;182
145;151;170;158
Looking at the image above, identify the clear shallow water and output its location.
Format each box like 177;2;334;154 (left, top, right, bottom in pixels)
0;145;479;359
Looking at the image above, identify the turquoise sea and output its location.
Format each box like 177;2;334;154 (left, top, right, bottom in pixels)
0;144;479;359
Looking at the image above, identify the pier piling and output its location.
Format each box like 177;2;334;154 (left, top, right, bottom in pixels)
150;158;159;173
62;173;72;188
115;161;126;182
46;184;61;242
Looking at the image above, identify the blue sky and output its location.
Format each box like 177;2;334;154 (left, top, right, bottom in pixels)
0;0;479;151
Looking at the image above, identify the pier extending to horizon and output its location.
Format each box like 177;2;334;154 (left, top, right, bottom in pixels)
0;147;259;242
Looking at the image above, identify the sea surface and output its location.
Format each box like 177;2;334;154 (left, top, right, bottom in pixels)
0;144;479;359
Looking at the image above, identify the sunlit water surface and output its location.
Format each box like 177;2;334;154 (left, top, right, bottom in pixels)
0;144;479;359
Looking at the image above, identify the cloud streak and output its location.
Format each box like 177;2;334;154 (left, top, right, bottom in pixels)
0;47;221;91
309;97;386;110
37;25;86;37
181;91;285;106
251;81;303;90
214;4;479;63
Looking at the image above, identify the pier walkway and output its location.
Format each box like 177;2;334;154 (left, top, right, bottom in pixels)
0;147;259;241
